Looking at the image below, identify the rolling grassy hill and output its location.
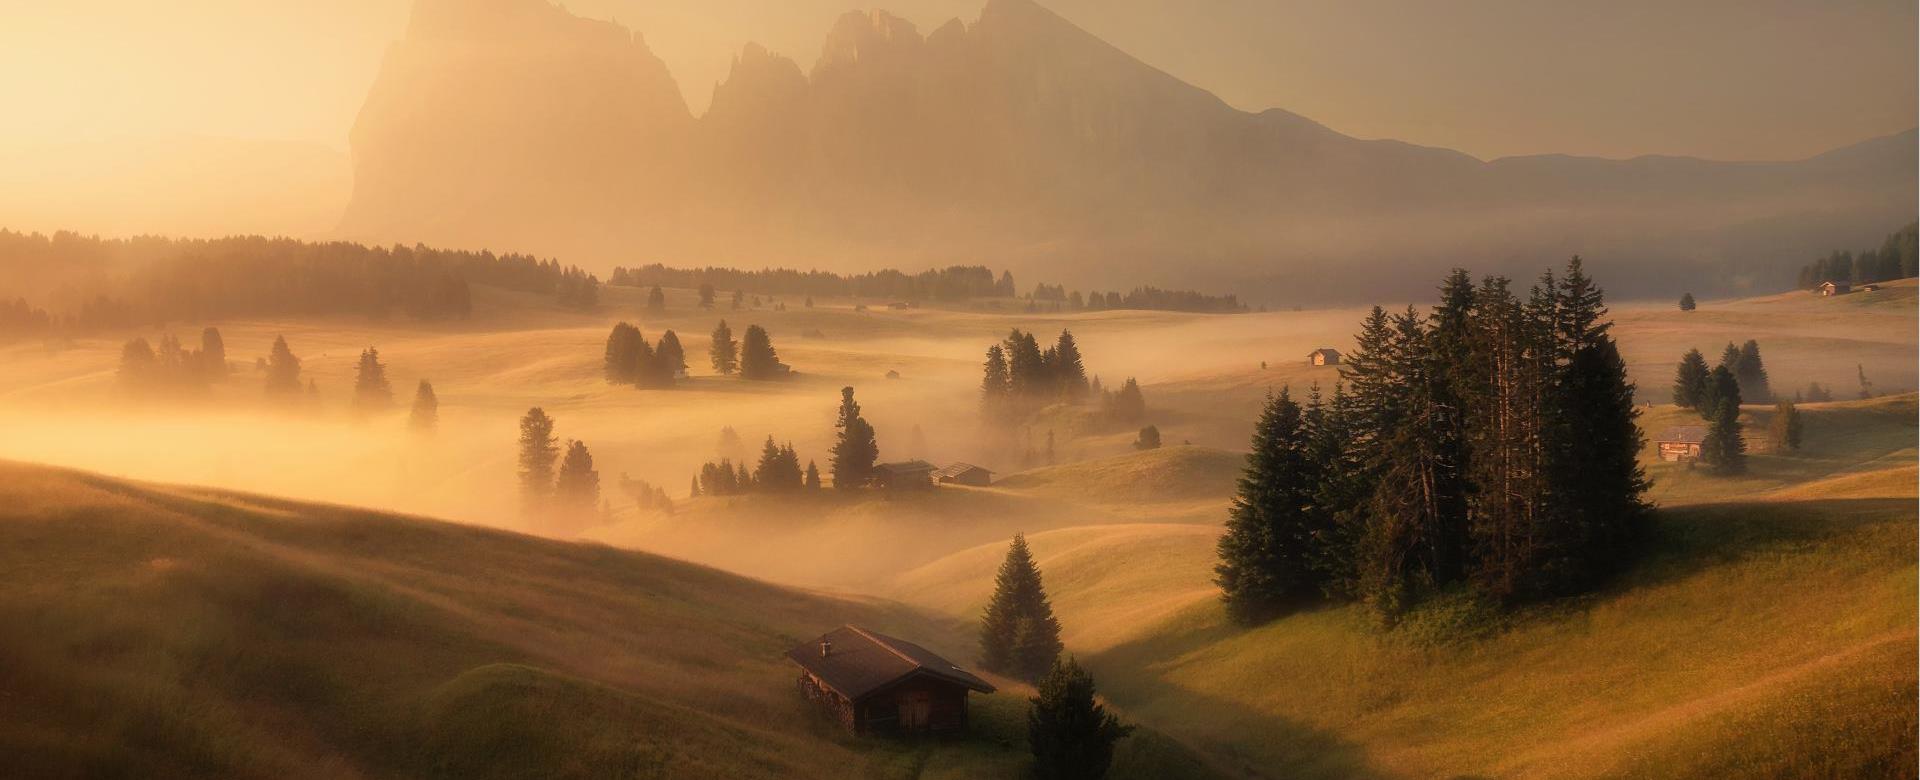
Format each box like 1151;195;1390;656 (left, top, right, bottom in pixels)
0;460;1216;779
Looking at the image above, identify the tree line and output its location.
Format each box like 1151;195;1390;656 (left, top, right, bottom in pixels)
1034;284;1247;313
0;231;610;337
1216;258;1649;623
516;408;601;524
982;329;1148;432
119;329;441;427
1793;222;1918;289
611;263;1012;302
603;320;788;385
692;437;820;496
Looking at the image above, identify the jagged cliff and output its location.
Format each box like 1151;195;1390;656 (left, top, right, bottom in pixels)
341;0;1917;300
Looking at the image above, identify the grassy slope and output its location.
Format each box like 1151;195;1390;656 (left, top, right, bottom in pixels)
0;460;1215;779
887;396;1919;779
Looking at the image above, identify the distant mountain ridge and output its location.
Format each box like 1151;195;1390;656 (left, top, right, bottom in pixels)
341;0;1918;301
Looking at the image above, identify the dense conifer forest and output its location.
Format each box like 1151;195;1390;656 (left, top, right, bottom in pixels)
1793;222;1918;288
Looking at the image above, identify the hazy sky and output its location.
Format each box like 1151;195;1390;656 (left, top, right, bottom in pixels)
0;0;1913;161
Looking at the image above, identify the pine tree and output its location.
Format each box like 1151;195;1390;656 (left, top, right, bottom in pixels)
1700;366;1746;473
804;460;822;490
1545;336;1649;594
980;534;1064;680
709;320;738;375
1109;378;1146;423
828;387;879;490
1678;292;1696;311
353;347;393;411
739;325;781;380
1856;364;1874;399
656;330;687;379
1672;349;1710;409
554;440;601;513
1005;329;1046;404
1733;340;1772;402
646;286;666;313
409;380;438;432
265;335;302;396
981;344;1011;422
1027;657;1133;780
604;322;644;384
1769;400;1803;452
118;337;156;387
689;476;701;498
518;408;559;510
199;327;227;378
1052;330;1089;399
1215;388;1328;623
698;283;716;309
753;436;803;491
1355;308;1462;615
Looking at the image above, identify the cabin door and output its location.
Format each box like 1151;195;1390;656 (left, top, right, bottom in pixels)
900;691;932;731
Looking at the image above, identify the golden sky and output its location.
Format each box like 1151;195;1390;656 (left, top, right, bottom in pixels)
0;0;1913;161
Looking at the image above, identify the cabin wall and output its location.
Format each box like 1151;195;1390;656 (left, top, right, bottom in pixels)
797;670;856;731
855;677;971;735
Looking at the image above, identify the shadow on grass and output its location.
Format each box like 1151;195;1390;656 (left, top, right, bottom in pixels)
1624;497;1917;592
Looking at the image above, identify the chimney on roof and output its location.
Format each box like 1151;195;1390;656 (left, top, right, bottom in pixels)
820;640;833;657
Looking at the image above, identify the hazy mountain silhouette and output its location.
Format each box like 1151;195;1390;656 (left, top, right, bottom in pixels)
342;0;1917;300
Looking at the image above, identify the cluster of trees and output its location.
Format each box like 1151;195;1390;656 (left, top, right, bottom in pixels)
1216;259;1649;622
611;263;1012;302
1;298;53;339
516;408;601;520
1096;377;1148;426
604;323;686;387
705;320;787;380
981;329;1089;421
0;231;615;332
1674;341;1772;407
410;381;439;432
117;328;229;394
618;474;674;516
1031;284;1245;313
691;437;821;496
1794;222;1918;288
977;535;1132;779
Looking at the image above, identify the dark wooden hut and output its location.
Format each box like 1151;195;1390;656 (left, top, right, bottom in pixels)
787;625;995;735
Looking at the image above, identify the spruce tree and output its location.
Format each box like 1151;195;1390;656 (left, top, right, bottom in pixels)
1733;340;1772;402
265;335;302;397
1027;656;1133;780
828;386;878;490
656;330;687;379
1546;336;1649;593
409;380;438;432
604;322;643;384
118;337;156;388
709;320;738;375
646;286;666;313
518;407;559;511
1700;366;1746;473
739;325;781;379
554;440;601;513
1678;292;1696;311
1672;349;1710;409
982;344;1011;423
980;534;1064;681
1355;308;1460;615
1052;330;1089;399
1216;389;1328;623
689;476;701;498
1110;378;1146;423
804;460;822;490
199;327;228;378
698;283;716;309
353;347;393;411
1769;399;1803;452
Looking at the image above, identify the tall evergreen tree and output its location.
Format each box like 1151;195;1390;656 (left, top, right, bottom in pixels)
1678;292;1696;311
646;286;666;313
982;343;1011;422
1545;337;1649;594
656;330;687;379
604;322;644;384
353;347;393;411
118;337;156;387
804;460;822;490
409;380;438;432
1004;329;1046;403
828;386;879;490
709;320;738;375
554;440;601;513
1733;340;1773;403
265;335;302;397
1109;378;1147;423
753;436;803;491
1216;388;1328;623
199;327;228;378
739;325;782;379
1027;656;1133;780
518;407;559;511
1672;349;1710;409
1700;366;1746;473
1052;329;1089;399
980;534;1064;681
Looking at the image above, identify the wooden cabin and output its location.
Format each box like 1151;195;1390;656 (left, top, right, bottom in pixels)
934;462;994;487
873;460;937;490
1655;425;1707;462
787;626;995;735
1819;281;1852;297
1308;348;1342;366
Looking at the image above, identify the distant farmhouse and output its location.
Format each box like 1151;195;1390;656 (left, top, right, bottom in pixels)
934;462;993;487
788;626;995;735
1309;348;1341;366
1819;281;1851;297
873;460;937;491
1654;426;1707;462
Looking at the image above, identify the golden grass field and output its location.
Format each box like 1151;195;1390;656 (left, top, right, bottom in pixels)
0;277;1912;778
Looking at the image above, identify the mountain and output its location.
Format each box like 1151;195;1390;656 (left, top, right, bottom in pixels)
341;0;1917;301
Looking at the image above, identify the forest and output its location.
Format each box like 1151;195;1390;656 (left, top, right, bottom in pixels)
1793;222;1918;288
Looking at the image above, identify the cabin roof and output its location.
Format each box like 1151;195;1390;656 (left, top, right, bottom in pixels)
934;462;992;479
1656;425;1707;444
875;460;937;475
1309;347;1341;357
787;625;995;700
